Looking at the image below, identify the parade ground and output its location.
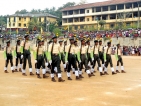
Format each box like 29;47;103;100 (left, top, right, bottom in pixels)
0;51;141;106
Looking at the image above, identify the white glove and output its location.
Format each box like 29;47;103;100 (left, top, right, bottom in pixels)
15;56;17;59
5;58;7;60
79;60;81;63
35;60;37;63
65;61;68;64
21;55;23;59
92;58;94;61
49;60;52;64
104;60;107;62
45;62;49;67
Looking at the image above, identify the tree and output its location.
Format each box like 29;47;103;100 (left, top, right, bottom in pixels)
78;0;87;5
53;28;61;36
28;17;43;33
15;9;28;14
98;20;106;30
116;12;132;29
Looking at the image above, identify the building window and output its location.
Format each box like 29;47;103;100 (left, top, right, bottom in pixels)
110;5;116;11
87;18;89;21
14;17;16;22
9;23;11;27
102;6;108;11
9;18;11;22
74;26;78;30
30;18;32;21
117;4;124;10
39;17;41;22
24;17;26;21
13;23;15;26
18;23;21;27
96;7;101;12
133;2;138;8
80;25;84;29
87;10;89;13
110;24;114;28
126;23;131;26
80;17;85;22
80;9;85;14
92;8;95;13
92;16;94;21
125;3;132;9
19;17;21;21
24;24;26;27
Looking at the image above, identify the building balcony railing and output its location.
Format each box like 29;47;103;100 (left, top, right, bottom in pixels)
62;7;141;18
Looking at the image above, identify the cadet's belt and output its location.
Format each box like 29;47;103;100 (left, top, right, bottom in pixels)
81;54;86;55
7;53;12;55
38;54;43;56
52;53;59;55
24;49;30;51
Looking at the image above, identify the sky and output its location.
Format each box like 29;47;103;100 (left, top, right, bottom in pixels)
0;0;107;15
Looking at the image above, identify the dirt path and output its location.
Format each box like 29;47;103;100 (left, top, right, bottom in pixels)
0;52;141;106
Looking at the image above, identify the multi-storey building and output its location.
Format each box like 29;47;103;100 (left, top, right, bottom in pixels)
7;13;58;31
61;0;141;30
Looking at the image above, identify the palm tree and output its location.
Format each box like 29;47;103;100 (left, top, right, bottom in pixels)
28;17;43;33
98;20;106;30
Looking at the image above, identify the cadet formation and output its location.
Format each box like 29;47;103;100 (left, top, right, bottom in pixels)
3;34;126;82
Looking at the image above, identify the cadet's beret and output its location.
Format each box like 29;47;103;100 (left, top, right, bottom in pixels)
17;40;20;42
52;35;57;39
94;40;98;43
24;35;29;38
107;42;111;44
6;40;10;43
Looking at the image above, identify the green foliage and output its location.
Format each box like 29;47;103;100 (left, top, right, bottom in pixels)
98;20;106;30
28;17;43;31
53;28;61;36
0;16;7;26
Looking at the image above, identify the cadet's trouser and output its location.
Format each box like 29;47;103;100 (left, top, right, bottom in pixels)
44;53;47;62
60;53;65;64
15;52;22;66
117;55;123;66
5;54;13;67
99;51;104;64
92;54;101;68
80;54;89;71
23;50;32;69
68;53;78;72
105;54;113;68
37;55;45;69
51;54;61;73
87;53;93;65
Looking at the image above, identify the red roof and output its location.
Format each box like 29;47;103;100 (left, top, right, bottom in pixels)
61;0;140;11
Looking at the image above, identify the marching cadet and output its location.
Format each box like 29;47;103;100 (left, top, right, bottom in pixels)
104;42;117;75
98;40;105;70
115;44;126;73
63;40;67;72
41;39;50;74
59;39;66;71
65;37;80;80
74;39;80;74
14;40;22;72
34;39;39;74
86;39;95;74
4;40;14;73
92;40;105;76
20;35;34;76
48;35;65;82
79;39;92;77
33;40;48;79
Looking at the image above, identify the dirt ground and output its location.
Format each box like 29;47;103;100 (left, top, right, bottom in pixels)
0;51;141;106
